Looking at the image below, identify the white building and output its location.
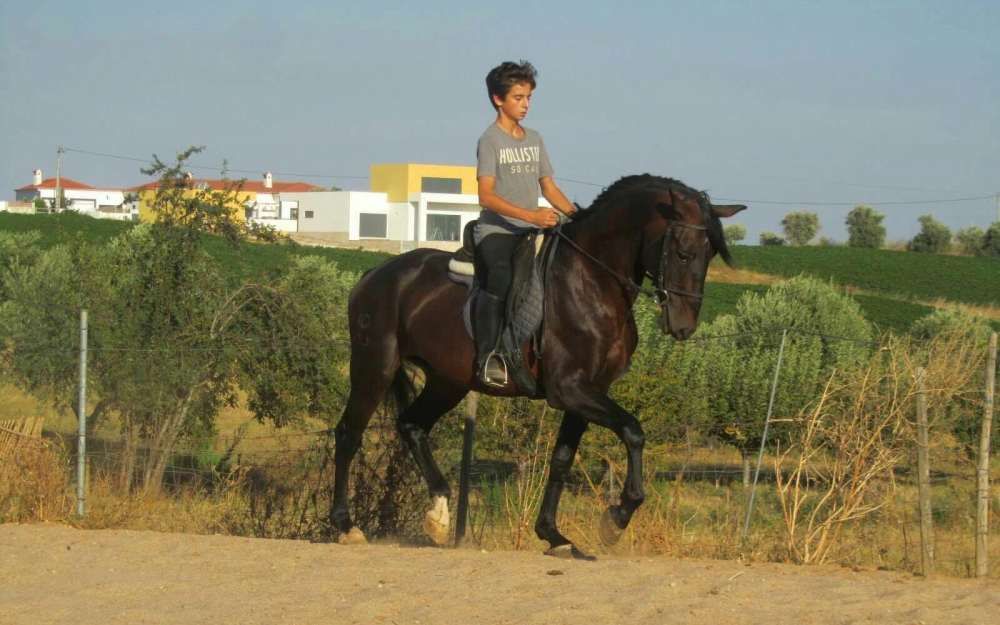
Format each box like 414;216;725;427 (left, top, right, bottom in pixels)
14;169;132;220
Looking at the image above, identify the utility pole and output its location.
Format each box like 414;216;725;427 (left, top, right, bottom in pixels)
995;192;999;224
55;145;65;212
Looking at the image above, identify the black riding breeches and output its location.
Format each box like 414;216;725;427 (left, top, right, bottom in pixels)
475;233;525;299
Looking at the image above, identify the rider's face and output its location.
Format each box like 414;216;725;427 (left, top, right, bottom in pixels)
493;83;532;122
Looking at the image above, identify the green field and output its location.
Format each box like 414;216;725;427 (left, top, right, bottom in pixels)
0;212;390;280
730;245;1000;308
1;212;988;332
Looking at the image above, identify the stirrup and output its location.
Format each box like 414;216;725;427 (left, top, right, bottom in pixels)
480;351;509;388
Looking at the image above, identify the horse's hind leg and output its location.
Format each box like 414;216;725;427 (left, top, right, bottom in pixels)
395;375;466;545
330;357;400;543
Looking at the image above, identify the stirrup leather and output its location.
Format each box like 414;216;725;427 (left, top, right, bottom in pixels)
480;350;509;388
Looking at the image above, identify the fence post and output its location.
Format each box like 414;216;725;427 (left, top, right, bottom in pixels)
976;333;997;578
743;329;787;541
915;366;934;576
76;309;88;517
454;391;478;546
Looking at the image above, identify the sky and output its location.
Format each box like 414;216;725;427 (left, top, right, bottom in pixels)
1;0;998;243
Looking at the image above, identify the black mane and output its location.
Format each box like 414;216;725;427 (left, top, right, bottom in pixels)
576;174;733;265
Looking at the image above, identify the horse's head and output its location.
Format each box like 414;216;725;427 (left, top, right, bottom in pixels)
642;186;745;340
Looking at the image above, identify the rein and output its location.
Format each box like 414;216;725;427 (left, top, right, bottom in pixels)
552;221;707;306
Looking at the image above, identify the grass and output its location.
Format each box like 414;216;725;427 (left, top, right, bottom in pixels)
730;245;1000;308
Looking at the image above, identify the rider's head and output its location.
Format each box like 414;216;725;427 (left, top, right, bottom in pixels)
486;61;537;113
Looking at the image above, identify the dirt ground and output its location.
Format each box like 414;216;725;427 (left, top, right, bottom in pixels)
1;524;998;625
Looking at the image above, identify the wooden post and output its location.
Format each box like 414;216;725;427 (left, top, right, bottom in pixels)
916;367;934;576
454;392;478;546
976;333;997;578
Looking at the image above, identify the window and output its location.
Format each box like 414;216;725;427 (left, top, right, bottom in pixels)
304;210;314;219
359;213;387;238
290;207;298;220
421;177;462;194
426;214;461;241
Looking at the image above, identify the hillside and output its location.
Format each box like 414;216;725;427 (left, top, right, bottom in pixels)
2;212;992;332
731;244;1000;308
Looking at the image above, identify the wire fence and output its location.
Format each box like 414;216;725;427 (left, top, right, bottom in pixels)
1;319;997;576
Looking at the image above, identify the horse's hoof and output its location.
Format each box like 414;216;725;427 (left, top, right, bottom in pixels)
423;496;451;546
337;527;367;545
599;508;624;546
544;544;597;562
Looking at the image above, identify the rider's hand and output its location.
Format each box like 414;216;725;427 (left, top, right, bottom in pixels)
532;208;561;228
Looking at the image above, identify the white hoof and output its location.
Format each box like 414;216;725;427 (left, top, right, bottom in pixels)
423;496;451;546
338;527;367;545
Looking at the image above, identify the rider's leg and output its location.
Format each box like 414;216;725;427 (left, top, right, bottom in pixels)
473;233;519;385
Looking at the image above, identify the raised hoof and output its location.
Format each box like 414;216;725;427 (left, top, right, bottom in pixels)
544;544;597;562
423;496;451;546
599;508;625;546
337;527;367;545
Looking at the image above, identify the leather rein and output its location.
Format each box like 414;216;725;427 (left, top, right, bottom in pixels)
552;221;708;306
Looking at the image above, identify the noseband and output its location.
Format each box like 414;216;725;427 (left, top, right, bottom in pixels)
553;220;708;307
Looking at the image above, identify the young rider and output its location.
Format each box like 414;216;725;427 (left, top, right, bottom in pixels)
474;60;576;386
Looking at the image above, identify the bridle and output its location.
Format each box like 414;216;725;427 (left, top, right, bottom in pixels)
552;220;708;308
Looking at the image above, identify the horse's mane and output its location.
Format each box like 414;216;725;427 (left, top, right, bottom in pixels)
575;174;732;264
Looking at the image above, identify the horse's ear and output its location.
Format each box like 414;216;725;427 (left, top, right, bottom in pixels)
711;204;747;218
573;202;585;212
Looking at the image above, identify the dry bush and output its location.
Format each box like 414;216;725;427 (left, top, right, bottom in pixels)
0;441;72;522
774;334;987;565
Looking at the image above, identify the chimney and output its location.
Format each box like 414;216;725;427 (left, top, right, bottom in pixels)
33;169;42;186
263;171;273;189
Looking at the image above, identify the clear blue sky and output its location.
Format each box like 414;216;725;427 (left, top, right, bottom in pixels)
2;0;998;242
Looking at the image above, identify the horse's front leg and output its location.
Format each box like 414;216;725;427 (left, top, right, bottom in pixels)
534;412;595;560
553;389;646;547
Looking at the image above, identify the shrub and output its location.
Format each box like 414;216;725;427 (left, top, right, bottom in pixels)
759;231;785;246
910;308;993;344
954;226;985;256
908;215;951;254
983;222;1000;257
723;224;746;245
0;442;71;523
781;211;820;246
846;205;885;248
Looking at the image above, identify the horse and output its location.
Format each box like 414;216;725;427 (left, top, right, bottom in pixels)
331;174;745;559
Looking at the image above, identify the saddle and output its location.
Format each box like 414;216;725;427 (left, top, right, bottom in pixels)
447;220;560;397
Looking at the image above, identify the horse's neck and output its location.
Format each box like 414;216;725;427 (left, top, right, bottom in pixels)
564;205;646;281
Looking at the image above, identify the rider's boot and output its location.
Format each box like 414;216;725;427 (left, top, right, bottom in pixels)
473;291;508;388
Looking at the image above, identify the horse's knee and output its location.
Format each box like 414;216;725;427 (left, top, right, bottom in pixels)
621;421;645;451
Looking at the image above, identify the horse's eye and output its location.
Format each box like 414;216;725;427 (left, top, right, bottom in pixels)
677;251;692;263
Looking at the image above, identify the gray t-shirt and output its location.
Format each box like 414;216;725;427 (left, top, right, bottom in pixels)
476;124;554;236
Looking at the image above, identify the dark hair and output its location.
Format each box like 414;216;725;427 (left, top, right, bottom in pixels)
485;61;537;110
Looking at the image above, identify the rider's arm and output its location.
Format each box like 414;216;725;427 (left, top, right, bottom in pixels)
478;176;555;227
539;177;576;217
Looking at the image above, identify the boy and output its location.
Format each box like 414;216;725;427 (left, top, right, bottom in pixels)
474;60;576;387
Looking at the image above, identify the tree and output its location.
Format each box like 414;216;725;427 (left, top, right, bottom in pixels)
908;214;951;253
846;205;885;248
983;222;1000;257
781;211;820;246
723;224;746;245
0;147;356;493
954;226;986;256
759;231;785;246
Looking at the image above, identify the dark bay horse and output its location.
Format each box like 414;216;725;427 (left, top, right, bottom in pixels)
331;174;745;558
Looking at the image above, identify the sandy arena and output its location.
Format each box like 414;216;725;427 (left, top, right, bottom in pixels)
1;524;998;625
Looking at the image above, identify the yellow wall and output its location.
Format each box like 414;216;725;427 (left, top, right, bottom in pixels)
370;163;478;202
136;188;255;223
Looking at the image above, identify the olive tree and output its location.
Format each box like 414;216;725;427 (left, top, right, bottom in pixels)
781;211;820;246
846;205;886;248
908;214;951;254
